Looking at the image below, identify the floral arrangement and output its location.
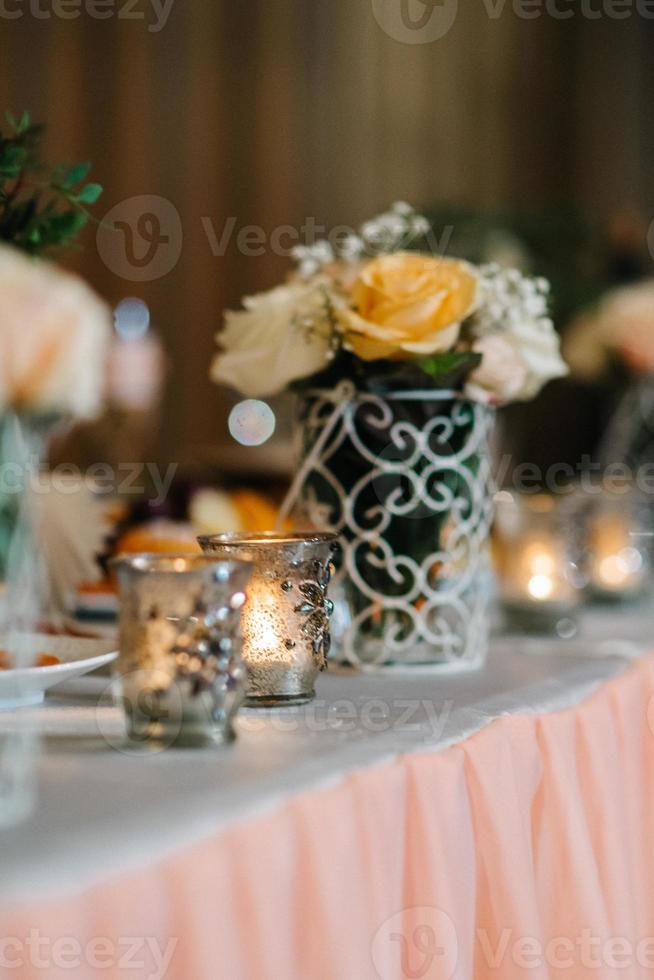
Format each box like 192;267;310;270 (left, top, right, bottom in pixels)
0;243;111;420
211;203;567;404
0;111;110;421
0;112;109;589
564;279;654;381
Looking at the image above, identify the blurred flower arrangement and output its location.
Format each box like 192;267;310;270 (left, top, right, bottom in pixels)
0;244;110;420
0;111;110;582
212;202;567;405
564;279;654;477
564;280;654;381
0;111;110;419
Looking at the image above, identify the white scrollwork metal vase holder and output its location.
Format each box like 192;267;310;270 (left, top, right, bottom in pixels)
282;383;495;670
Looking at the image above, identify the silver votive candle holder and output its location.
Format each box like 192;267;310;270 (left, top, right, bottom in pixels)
198;532;338;707
493;492;584;635
112;554;251;747
583;489;650;602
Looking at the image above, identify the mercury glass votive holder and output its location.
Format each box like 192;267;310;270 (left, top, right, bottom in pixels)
198;532;338;707
493;492;585;634
583;489;651;602
112;554;251;747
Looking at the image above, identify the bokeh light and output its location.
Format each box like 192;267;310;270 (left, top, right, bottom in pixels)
228;400;276;446
114;298;150;340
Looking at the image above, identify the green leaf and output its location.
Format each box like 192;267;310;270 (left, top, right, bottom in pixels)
0;112;102;255
61;160;91;188
76;182;103;204
415;350;482;386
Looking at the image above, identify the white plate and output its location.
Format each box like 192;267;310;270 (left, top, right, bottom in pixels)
0;634;117;710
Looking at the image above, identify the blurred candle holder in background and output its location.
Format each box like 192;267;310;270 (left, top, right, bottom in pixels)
493;492;584;635
198;532;338;707
112;555;251;747
584;489;651;602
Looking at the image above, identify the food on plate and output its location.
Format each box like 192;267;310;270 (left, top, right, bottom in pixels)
0;651;61;670
77;580;116;595
115;519;201;556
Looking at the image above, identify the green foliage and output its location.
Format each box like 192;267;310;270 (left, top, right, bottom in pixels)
293;348;483;395
415;350;482;386
0;111;103;255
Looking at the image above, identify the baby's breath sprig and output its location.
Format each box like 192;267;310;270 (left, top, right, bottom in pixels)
359;202;430;255
467;263;552;338
291;202;431;279
292;282;342;362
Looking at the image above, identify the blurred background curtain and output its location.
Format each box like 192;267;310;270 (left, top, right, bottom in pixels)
0;1;652;466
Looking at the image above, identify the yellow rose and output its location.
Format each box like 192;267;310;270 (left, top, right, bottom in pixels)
337;252;479;361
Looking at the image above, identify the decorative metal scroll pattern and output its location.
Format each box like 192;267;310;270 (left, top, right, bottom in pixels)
297;389;495;669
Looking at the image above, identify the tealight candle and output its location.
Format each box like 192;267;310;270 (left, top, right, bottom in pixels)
587;506;649;600
494;493;582;632
514;535;574;605
198;532;338;706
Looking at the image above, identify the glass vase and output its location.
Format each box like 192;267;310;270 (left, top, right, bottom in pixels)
294;385;495;670
0;412;57;827
0;412;57;585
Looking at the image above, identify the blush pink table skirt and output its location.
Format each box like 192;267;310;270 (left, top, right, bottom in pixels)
3;653;654;980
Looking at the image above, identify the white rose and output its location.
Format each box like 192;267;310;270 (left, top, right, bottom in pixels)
464;334;528;405
466;318;568;405
211;280;334;397
0;244;111;418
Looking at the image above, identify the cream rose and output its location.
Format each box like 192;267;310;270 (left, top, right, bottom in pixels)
336;252;479;361
466;318;568;404
211;279;334;397
464;335;529;405
0;245;111;418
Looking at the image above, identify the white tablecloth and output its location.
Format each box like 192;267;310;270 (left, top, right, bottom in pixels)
0;601;650;908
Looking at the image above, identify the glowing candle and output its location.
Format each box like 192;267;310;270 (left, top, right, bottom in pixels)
589;512;646;598
494;493;581;632
517;537;574;605
198;532;337;707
